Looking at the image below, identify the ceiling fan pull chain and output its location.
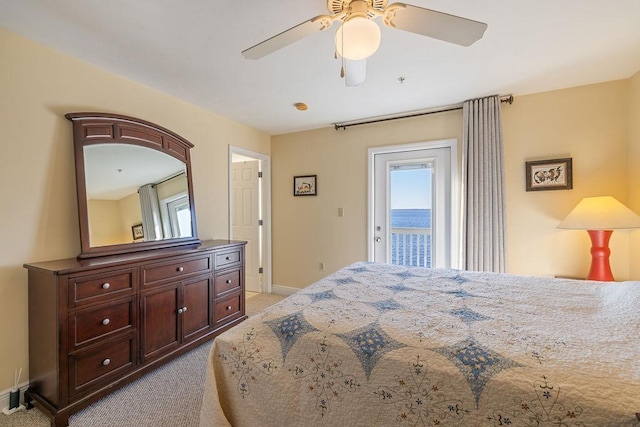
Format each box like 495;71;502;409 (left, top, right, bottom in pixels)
340;24;346;79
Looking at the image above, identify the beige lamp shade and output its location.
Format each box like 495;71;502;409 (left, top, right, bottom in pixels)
557;196;640;230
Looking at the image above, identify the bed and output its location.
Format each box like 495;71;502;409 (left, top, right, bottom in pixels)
199;262;640;426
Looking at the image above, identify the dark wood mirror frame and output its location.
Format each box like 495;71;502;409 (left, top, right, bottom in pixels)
66;112;201;258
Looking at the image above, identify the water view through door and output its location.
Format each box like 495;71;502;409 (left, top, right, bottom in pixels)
390;164;433;267
370;141;455;269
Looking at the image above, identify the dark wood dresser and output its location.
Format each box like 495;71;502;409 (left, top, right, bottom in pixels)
23;239;246;427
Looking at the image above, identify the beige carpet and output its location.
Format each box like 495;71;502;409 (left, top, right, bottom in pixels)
0;292;286;427
245;292;287;316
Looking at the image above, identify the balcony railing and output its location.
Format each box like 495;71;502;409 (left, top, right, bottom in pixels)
390;227;432;268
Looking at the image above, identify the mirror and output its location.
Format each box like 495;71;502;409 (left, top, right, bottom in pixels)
84;143;192;246
67;113;200;258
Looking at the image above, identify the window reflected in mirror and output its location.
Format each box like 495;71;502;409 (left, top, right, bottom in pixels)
84;143;192;247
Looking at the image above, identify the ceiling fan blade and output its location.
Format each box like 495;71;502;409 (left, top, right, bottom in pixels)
344;59;366;87
384;3;487;47
242;15;334;60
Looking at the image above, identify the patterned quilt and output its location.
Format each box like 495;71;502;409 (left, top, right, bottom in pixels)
199;262;640;426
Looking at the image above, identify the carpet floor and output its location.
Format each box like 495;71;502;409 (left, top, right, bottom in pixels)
1;292;287;427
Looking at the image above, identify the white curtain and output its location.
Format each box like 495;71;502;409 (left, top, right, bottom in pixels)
462;95;507;272
138;184;163;241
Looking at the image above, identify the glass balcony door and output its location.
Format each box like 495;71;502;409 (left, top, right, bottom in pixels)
370;141;455;268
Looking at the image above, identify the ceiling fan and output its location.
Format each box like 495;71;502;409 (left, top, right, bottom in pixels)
241;0;487;87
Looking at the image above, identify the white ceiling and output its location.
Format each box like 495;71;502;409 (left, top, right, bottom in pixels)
1;1;639;135
84;144;186;200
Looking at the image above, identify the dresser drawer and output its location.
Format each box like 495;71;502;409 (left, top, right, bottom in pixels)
214;248;242;270
142;254;211;286
69;268;135;307
215;292;243;326
70;298;135;349
214;268;242;297
68;334;136;398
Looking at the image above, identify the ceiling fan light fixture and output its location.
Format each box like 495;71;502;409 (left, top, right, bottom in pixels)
335;16;381;60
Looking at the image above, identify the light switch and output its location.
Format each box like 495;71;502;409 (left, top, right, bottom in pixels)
338;208;344;217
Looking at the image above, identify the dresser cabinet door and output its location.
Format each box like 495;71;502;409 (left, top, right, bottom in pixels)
141;284;180;362
182;276;213;342
141;274;214;361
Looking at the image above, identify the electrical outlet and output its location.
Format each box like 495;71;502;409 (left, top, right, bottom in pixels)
319;262;326;271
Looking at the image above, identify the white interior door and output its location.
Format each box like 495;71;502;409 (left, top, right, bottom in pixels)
370;142;456;268
232;160;261;292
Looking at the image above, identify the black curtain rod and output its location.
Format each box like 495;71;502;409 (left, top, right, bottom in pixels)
334;94;514;131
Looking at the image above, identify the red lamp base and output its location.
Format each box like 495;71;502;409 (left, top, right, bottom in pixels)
586;229;614;281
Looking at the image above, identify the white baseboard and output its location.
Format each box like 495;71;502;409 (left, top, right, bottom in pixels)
0;382;29;413
271;284;300;296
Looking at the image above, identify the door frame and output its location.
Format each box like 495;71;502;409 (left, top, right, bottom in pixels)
367;139;461;268
228;146;272;293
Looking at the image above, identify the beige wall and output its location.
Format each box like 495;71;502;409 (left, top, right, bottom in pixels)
272;79;635;288
0;28;270;392
629;70;640;278
156;173;188;201
87;199;127;246
118;192;143;241
88;193;144;246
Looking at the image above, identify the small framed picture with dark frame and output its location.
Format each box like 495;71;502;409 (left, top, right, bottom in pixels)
293;175;317;196
131;223;144;240
525;158;573;191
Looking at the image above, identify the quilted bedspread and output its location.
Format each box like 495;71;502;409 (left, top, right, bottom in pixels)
199;262;640;426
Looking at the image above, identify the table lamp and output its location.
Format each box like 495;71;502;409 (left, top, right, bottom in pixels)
557;196;640;281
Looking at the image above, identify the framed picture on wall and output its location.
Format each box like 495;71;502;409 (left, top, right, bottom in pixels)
525;158;573;191
293;175;317;196
131;223;144;240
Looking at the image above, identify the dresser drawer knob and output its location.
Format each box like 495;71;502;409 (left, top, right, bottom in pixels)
226;279;232;284
226;305;232;311
102;358;111;366
225;256;231;261
102;282;110;290
102;318;110;326
177;267;184;272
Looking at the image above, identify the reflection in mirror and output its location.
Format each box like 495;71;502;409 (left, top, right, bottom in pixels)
84;143;192;248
